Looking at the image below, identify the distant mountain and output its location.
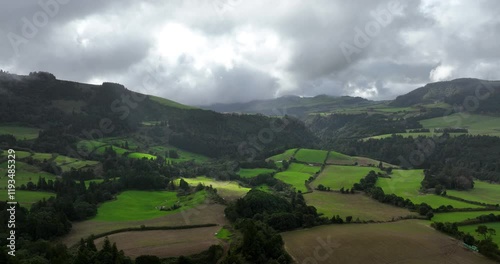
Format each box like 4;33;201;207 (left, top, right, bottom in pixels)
390;78;500;112
203;94;377;117
0;71;318;158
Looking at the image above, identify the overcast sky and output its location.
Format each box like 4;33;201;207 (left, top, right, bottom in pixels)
1;0;499;105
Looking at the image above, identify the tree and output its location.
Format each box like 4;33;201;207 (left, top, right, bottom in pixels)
346;216;352;223
179;178;190;191
476;225;496;240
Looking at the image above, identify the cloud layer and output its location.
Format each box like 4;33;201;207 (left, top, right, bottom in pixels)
1;0;499;105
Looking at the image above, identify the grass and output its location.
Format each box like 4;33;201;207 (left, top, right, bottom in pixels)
325;151;353;164
238;168;275;178
0;190;55;206
274;171;311;193
312;165;382;190
149;95;197;109
0;150;32;159
177;176;250;200
459;222;500;246
287;163;321;175
267;148;298;161
31;152;55;161
148;145;210;163
0;161;57;188
293;149;328;164
0;125;40;140
93;190;207;221
304;191;416;221
215;227;232;241
376;170;483;209
432;211;500;223
253;184;272;193
420;113;500;137
127;152;157;160
446;181;500;205
282;220;494;264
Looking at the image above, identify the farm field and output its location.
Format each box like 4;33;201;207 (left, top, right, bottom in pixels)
304;191;415;221
420;113;500;137
293;148;328;164
149;145;210;163
1;150;32;159
0;125;40;140
267;148;298;161
62;203;227;246
126;152;157;160
93;190;207;221
274;171;311;193
237;168;275;178
94;226;221;258
287;163;321;175
177;176;250;200
459;222;500;246
0;161;56;187
282;220;496;264
0;190;55;206
312;165;382;190
325;151;395;167
432;211;500;223
376;170;483;209
446;181;500;205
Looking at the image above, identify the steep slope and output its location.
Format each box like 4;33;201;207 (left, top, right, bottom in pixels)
0;71;318;158
390;78;500;112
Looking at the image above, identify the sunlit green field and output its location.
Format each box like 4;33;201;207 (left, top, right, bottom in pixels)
294;149;328;164
267;148;298;161
93;190;207;221
275;171;311;192
432;211;500;223
149;145;210;163
127;152;157;159
312;165;382;190
238;168;275;178
325;151;354;164
459;222;500;245
177;176;250;200
377;170;483;208
446;181;500;205
0;125;40;140
420;113;500;137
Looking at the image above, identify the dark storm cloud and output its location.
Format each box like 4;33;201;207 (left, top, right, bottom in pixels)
1;0;500;105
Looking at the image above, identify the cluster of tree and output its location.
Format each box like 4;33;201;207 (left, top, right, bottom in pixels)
308;113;422;140
225;190;325;232
434;128;468;133
432;222;500;261
222;219;292;264
334;134;500;188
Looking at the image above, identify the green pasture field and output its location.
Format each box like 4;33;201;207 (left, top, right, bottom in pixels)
0;125;40;140
237;168;275;178
420;113;500;137
149;95;196;109
376;170;483;209
432;211;500;223
215;227;232;241
93;190;207;221
126;152;157;160
177;176;251;200
304;191;416;221
293;149;328;164
274;171;310;193
0;150;32;159
287;163;321;175
459;222;500;245
148;145;210;163
312;165;382;190
0;161;56;188
267;148;298;161
31;152;55;161
446;181;500;205
325;151;354;164
0;190;55;206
